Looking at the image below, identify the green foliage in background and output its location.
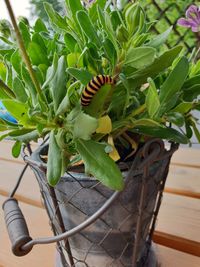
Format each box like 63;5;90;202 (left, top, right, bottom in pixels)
29;0;65;22
0;0;200;190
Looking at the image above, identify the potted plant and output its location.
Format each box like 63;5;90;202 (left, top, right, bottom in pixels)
1;0;200;266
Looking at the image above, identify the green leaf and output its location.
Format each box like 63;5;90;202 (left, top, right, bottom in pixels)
47;130;62;186
75;139;124;190
171;102;193;114
44;2;68;31
165;112;185;127
11;50;22;75
67;68;93;85
88;0;107;23
146;78;160;118
67;52;83;68
34;18;48;33
28;42;49;66
183;74;200;89
2;99;28;121
19;22;31;48
125;47;156;69
132;125;189;144
146;27;172;48
65;0;83;20
64;32;77;53
42;53;58;89
21;66;37;104
158;57;189;116
9;129;40;142
12;77;28;103
68;111;98;140
183;84;200;101
0;61;7;81
49;56;67;111
127;46;182;88
12;141;22;158
103;38;117;66
159;57;189;104
56;94;70;116
77;10;100;47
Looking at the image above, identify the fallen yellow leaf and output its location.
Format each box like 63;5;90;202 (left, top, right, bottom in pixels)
108;135;120;161
96;115;112;134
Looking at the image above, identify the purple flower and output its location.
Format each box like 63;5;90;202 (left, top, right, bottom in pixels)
177;5;200;32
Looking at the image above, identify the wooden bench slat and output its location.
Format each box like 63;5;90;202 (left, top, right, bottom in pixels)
171;147;200;168
0;160;42;207
166;165;200;196
154;231;200;257
156;193;200;244
155;244;200;267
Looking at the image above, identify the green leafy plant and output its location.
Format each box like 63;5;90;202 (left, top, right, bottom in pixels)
0;0;200;191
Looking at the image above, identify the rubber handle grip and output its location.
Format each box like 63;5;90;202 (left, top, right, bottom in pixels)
2;198;33;256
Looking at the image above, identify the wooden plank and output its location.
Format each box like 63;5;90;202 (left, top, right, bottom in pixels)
165;165;200;199
154;232;200;257
155;244;200;267
171;147;200;168
156;193;200;244
0;196;54;267
0;160;42;208
0;140;38;164
166;165;200;193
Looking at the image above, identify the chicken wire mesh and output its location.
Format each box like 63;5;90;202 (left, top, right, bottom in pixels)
143;0;198;54
23;139;178;267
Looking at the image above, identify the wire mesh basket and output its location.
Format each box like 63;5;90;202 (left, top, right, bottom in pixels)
3;138;178;267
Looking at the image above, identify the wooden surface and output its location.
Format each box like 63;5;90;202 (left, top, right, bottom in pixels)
0;140;200;266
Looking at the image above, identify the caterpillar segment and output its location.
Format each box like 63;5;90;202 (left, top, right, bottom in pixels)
81;75;115;106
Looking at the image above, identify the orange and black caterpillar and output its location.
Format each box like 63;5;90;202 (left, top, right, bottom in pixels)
81;75;116;106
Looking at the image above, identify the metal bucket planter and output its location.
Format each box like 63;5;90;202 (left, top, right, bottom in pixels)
10;138;178;267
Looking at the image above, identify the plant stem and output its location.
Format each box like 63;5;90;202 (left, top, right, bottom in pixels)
0;79;16;98
4;0;48;106
129;103;146;117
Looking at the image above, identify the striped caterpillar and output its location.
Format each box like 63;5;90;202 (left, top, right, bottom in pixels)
81;75;116;106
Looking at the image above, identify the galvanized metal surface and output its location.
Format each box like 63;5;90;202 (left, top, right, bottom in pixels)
20;138;178;266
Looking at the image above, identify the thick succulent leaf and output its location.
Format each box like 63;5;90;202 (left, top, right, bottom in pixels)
49;56;67;111
132;125;189;144
67;68;93;85
75;139;124;191
12;77;28;103
64;33;77;53
171;102;193;114
183;84;200;102
165;112;185;127
77;11;100;47
146;78;160;118
159;57;189;106
125;47;156;69
47;130;62;186
146;27;172;48
67;109;98;140
44;2;68;31
1;99;28;122
12;141;22;158
28;42;49;66
127;46;182;88
34;18;48;33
